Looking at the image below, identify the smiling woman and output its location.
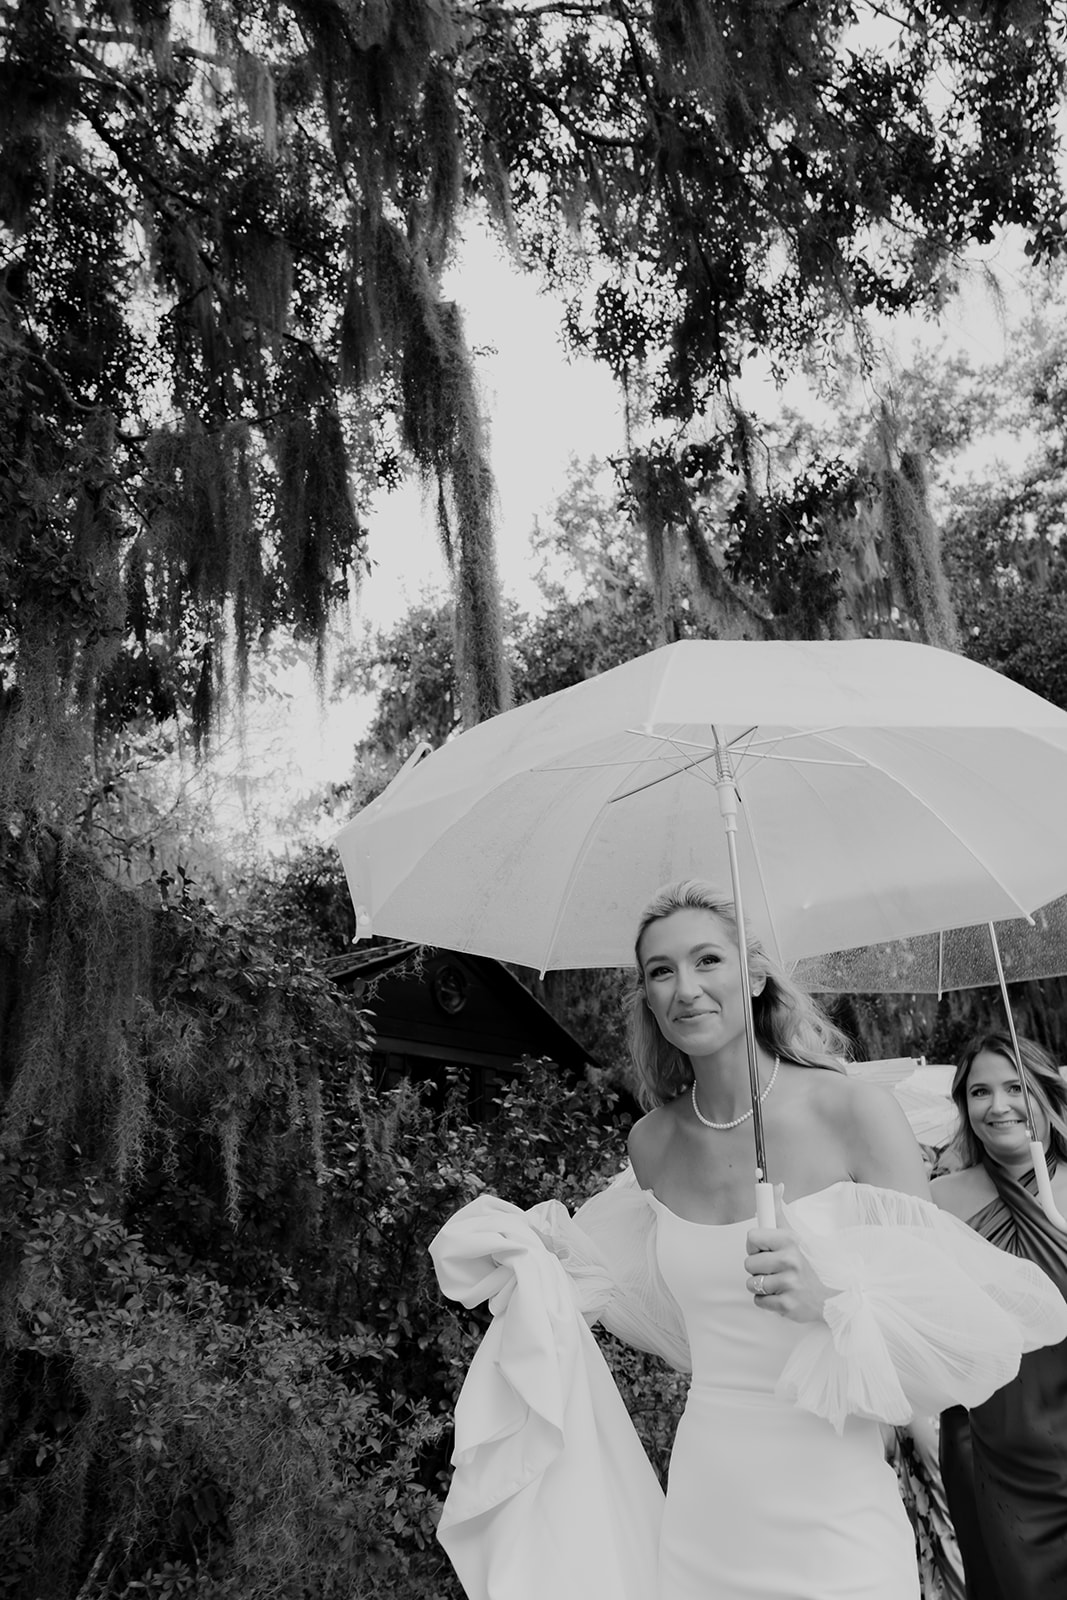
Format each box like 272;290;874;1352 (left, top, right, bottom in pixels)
945;1037;1067;1183
932;1034;1067;1600
638;910;762;1080
621;882;936;1598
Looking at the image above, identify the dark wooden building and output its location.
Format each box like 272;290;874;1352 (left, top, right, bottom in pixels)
325;942;600;1112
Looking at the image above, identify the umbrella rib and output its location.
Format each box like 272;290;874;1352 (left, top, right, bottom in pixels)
604;748;719;801
601;732;787;804
737;723;850;750
727;751;867;768
602;748;868;806
601;732;789;966
549;730;867;788
548;754;704;770
618;726;868;765
623;734;868;768
813;728;1038;921
535;795;618;978
619;726;851;759
537;739;732;968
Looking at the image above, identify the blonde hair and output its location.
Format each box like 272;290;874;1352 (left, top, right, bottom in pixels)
949;1032;1067;1169
626;879;850;1110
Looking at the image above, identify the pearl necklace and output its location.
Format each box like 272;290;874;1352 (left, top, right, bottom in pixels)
691;1056;780;1130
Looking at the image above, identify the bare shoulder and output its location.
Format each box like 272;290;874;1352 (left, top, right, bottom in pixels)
797;1066;930;1197
774;1061;882;1128
931;1165;993;1222
627;1099;683;1190
799;1063;865;1103
797;1065;895;1123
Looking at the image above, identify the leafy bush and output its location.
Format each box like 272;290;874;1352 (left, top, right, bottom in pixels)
0;1152;448;1600
0;824;685;1600
0;1066;684;1599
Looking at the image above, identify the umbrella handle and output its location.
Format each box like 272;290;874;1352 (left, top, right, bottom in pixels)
755;1180;776;1228
1030;1141;1067;1231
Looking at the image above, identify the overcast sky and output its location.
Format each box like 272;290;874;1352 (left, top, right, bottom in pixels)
352;224;627;630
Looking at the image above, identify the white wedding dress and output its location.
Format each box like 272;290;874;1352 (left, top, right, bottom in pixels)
650;1185;916;1599
430;1171;1067;1600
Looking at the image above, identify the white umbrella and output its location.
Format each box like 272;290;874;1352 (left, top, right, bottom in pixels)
336;639;1067;1221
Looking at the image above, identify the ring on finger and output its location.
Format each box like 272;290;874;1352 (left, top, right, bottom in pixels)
755;1274;766;1297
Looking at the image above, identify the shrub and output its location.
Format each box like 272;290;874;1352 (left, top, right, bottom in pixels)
1;827;684;1599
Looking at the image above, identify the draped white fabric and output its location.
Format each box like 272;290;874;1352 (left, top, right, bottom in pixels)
569;1171;691;1370
774;1181;1067;1433
430;1174;1067;1599
429;1196;663;1600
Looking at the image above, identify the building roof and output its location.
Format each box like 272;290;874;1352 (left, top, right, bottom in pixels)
324;941;600;1075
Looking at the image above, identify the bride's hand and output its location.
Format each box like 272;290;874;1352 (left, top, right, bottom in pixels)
744;1188;829;1323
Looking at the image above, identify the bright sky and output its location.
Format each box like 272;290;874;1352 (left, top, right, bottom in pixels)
355;225;628;627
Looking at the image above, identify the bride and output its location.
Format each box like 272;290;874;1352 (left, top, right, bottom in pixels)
628;879;930;1599
431;880;1067;1600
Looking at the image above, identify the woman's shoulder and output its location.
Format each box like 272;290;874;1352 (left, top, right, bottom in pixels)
784;1064;931;1194
930;1164;995;1221
770;1062;904;1142
788;1061;897;1120
627;1096;685;1188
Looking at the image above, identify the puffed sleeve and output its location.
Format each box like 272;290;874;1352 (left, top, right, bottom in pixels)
433;1169;690;1367
572;1165;691;1371
776;1183;1067;1435
428;1194;663;1600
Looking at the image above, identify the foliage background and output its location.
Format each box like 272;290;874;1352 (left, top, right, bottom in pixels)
7;2;1067;1596
0;827;692;1600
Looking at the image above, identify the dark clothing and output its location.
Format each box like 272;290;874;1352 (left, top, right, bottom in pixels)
939;1159;1067;1600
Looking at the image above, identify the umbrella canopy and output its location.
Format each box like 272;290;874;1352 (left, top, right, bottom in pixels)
336;639;1067;974
794;896;1067;994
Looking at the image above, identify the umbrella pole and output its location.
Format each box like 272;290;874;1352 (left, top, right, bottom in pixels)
713;728;776;1227
987;922;1067;1231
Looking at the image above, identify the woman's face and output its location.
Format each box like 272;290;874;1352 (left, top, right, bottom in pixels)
964;1048;1046;1162
639;906;761;1061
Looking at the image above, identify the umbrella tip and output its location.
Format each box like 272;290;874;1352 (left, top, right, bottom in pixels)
353;905;373;941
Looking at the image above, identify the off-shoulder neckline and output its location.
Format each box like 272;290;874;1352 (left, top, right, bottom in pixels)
642;1178;853;1229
